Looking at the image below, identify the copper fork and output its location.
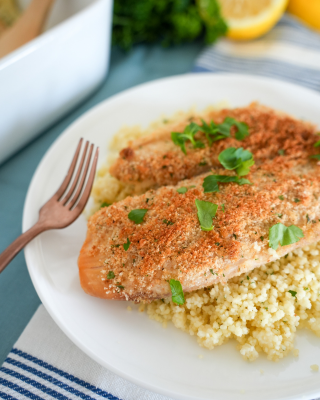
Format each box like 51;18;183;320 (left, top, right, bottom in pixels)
0;138;99;274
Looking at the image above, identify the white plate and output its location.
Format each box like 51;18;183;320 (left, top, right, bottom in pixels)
23;73;320;400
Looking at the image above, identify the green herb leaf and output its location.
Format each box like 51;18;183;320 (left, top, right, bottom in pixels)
279;195;284;201
107;271;115;279
288;290;297;297
278;149;285;156
100;202;111;208
116;284;125;290
310;154;320;160
269;223;304;250
218;147;254;176
223;117;249;140
171;122;204;154
128;209;148;224
177;187;188;194
221;203;225;212
169;279;185;305
314;141;320;147
210;269;217;275
163;219;174;226
203;174;251;193
123;238;131;251
195;199;218;231
294;198;300;203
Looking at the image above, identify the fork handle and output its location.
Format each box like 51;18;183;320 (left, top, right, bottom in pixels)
0;222;45;274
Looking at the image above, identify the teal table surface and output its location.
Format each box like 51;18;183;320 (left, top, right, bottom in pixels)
0;43;203;365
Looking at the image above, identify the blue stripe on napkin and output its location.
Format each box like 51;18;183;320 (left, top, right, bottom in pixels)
194;15;320;92
0;349;120;400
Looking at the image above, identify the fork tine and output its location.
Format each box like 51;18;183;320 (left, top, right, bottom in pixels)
73;147;99;213
61;140;89;205
55;138;83;200
67;143;94;210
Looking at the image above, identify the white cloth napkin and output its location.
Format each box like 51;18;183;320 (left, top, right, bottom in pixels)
2;14;320;400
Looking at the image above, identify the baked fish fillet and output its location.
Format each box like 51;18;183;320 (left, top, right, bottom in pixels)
79;155;320;302
109;103;316;193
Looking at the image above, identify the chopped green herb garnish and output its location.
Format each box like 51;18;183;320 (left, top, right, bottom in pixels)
304;287;309;291
116;284;125;290
294;198;300;203
218;147;254;176
260;236;264;241
215;242;220;246
307;214;310;223
195;199;218;231
123;238;131;251
177;187;188;194
203;174;252;193
277;213;283;218
221;203;225;212
247;276;249;280
100;202;110;208
233;233;237;239
310;154;320;160
111;244;120;248
169;279;185;305
107;271;115;279
279;195;284;201
278;149;285;156
210;269;217;276
171;122;204;154
128;209;148;224
198;117;249;144
199;161;207;166
163;219;174;226
269;223;304;250
314;141;320;147
288;290;297;297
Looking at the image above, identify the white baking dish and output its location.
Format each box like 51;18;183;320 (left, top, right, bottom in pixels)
0;0;113;164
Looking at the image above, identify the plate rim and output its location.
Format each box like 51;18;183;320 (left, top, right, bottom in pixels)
23;72;320;400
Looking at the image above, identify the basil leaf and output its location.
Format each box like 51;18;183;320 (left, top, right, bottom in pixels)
123;238;131;251
177;187;188;194
107;271;115;279
203;174;252;193
128;209;148;224
169;279;185;305
218;147;254;176
269;223;304;250
195;199;218;231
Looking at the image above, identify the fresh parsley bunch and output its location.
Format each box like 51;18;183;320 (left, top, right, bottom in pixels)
112;0;228;50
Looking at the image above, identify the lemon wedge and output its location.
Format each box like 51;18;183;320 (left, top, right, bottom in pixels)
219;0;289;40
288;0;320;31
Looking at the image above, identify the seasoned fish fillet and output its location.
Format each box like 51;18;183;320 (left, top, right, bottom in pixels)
79;154;320;302
109;103;316;193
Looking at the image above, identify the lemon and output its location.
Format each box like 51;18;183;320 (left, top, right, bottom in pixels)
219;0;289;40
288;0;320;31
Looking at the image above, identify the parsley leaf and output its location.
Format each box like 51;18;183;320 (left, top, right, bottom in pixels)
171;122;204;154
203;174;251;193
279;195;284;201
128;209;148;224
100;202;111;208
278;149;285;156
310;154;320;160
177;187;188;194
223;117;249;140
314;141;320;147
288;290;297;297
195;199;218;231
218;147;254;176
269;223;304;250
123;238;131;251
169;279;185;305
163;219;174;226
107;271;115;279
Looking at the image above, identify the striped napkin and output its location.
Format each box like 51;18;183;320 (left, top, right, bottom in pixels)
1;14;320;400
